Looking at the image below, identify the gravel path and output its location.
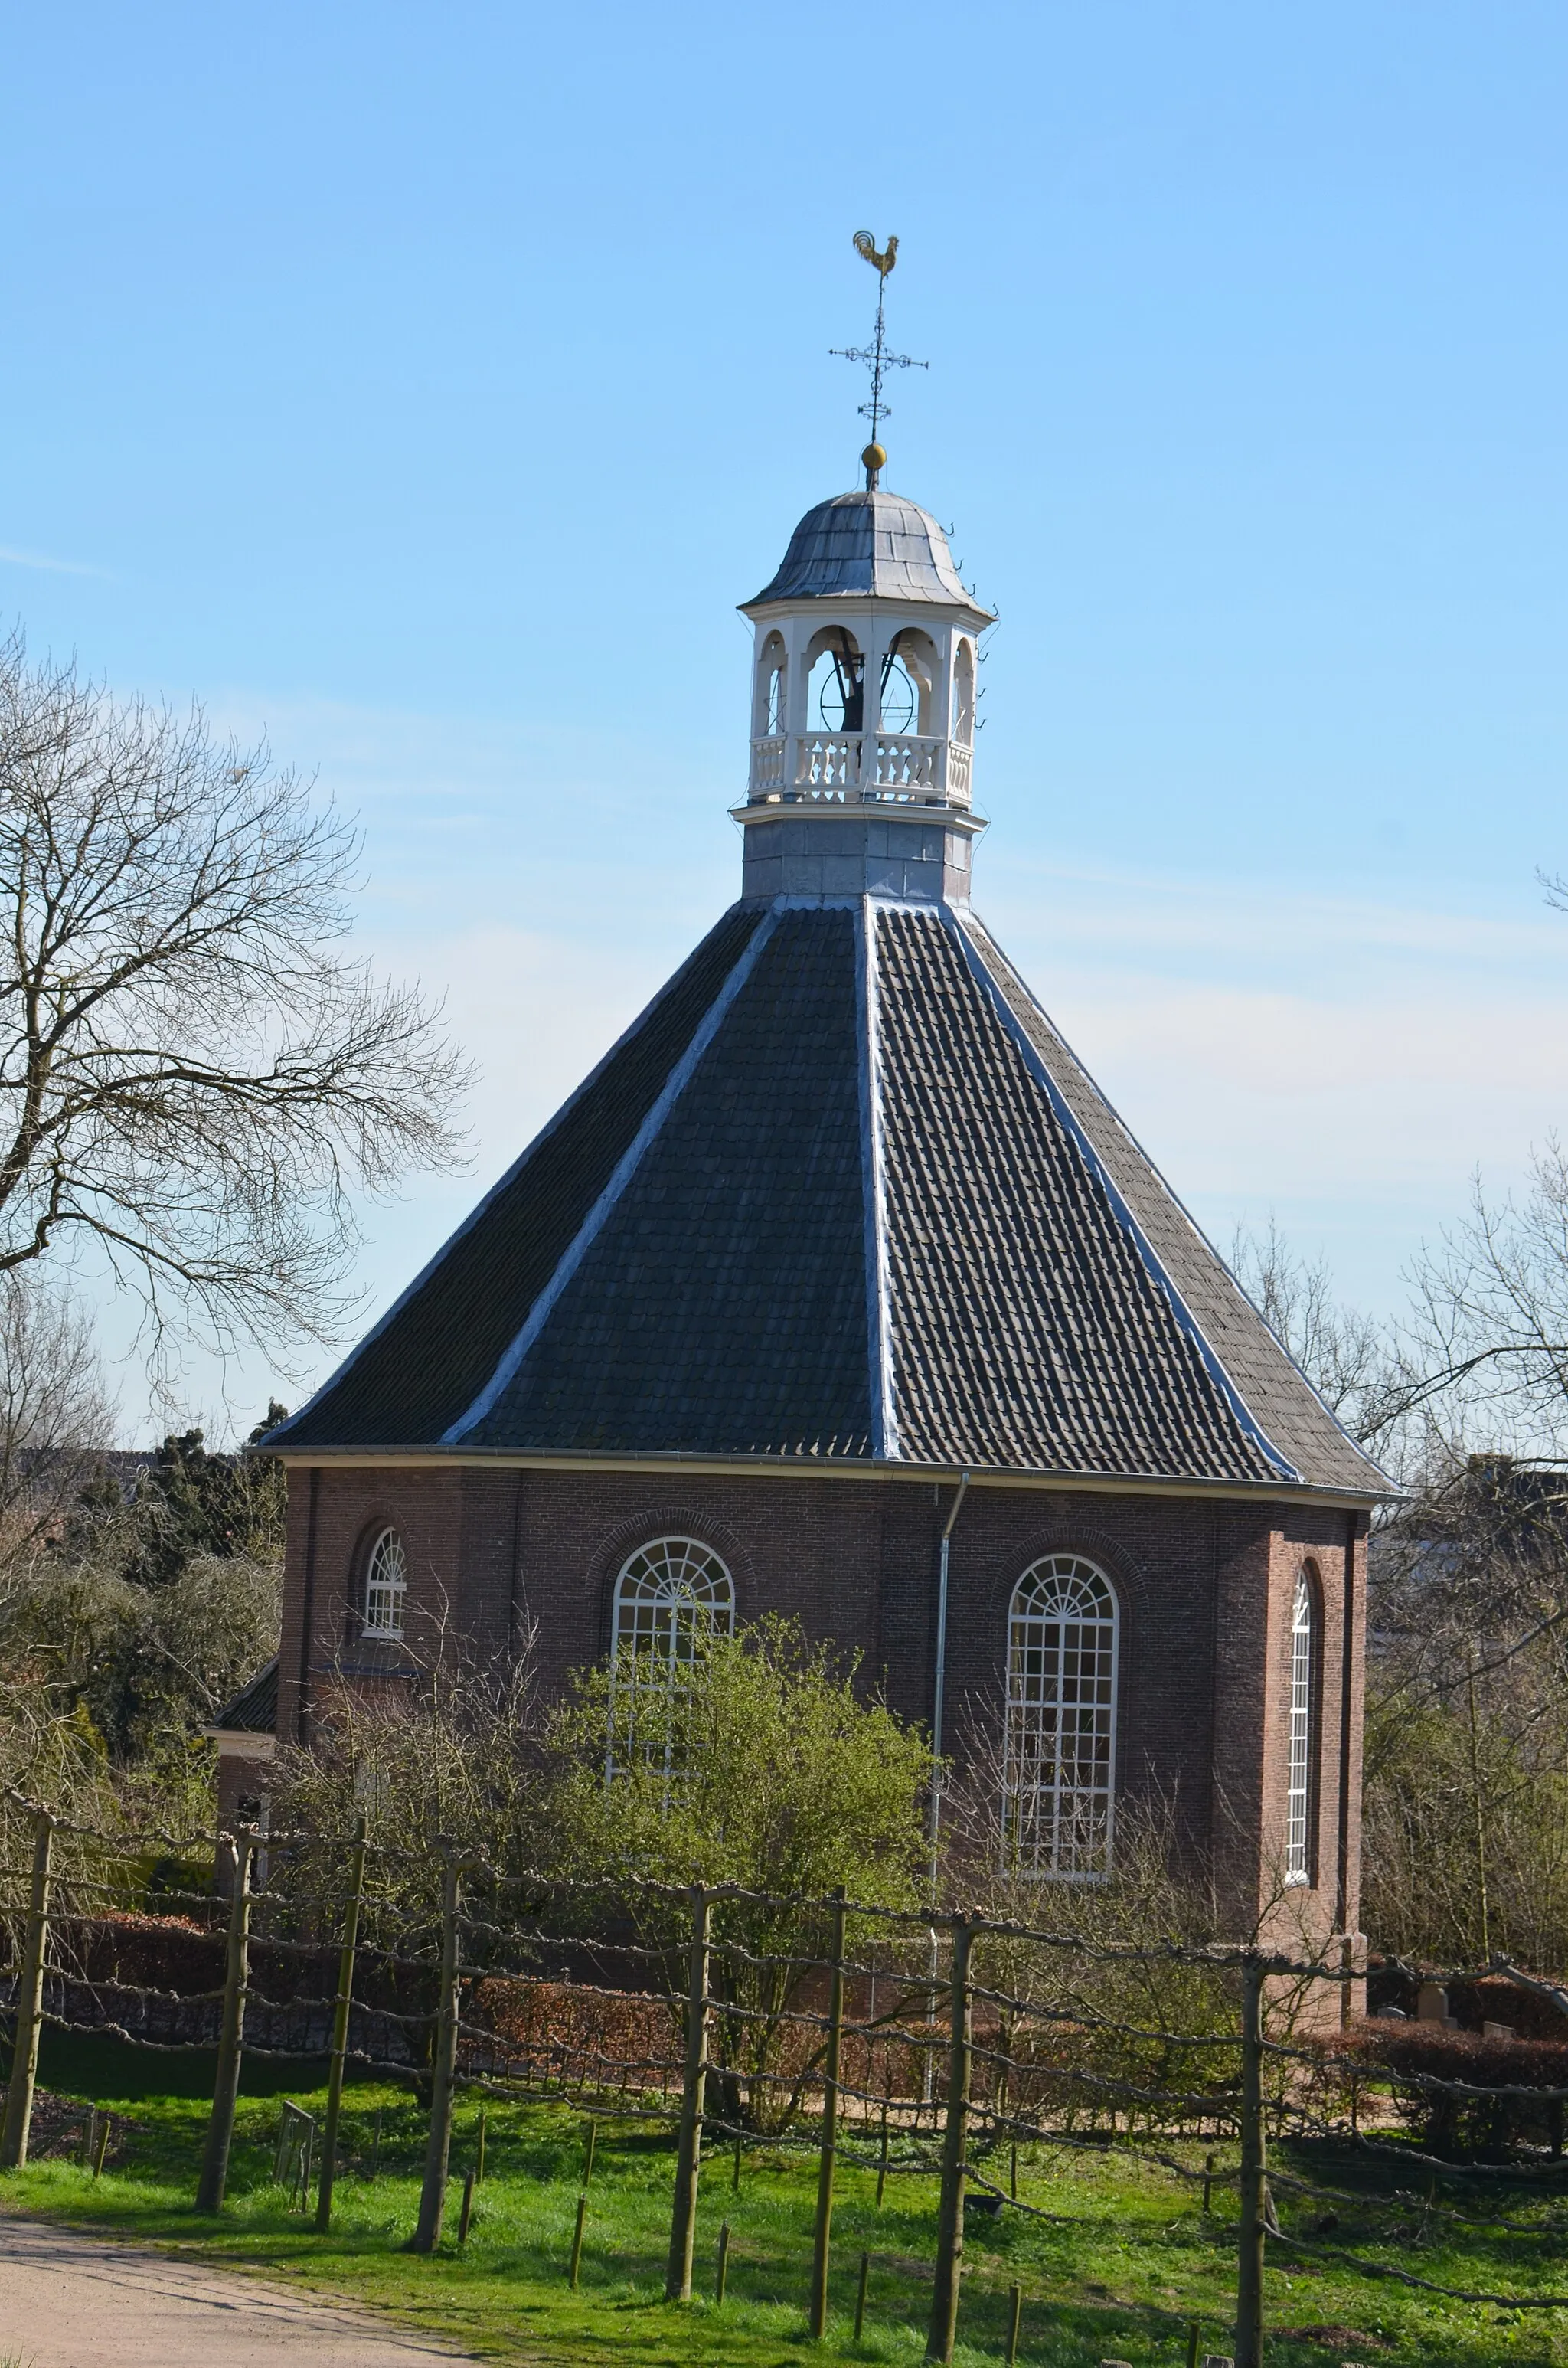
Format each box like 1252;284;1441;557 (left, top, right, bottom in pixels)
0;2216;483;2366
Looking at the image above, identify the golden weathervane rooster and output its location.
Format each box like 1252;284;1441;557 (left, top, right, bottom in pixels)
853;229;899;279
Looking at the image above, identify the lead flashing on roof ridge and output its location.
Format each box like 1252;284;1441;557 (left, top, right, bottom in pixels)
959;912;1392;1492
438;907;785;1446
263;906;769;1451
932;908;1302;1488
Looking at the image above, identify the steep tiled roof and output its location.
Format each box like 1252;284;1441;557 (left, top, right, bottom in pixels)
208;1656;278;1735
874;910;1284;1481
270;900;1389;1499
270;905;767;1447
464;911;871;1455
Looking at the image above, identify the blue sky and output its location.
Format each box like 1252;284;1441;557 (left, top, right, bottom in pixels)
6;3;1568;1440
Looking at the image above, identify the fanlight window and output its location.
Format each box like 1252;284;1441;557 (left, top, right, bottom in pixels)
1285;1572;1316;1885
607;1537;734;1774
1002;1555;1119;1879
362;1528;407;1641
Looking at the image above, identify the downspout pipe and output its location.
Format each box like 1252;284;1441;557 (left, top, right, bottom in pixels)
928;1470;972;1868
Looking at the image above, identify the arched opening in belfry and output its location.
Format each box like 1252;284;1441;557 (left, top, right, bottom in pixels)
884;629;937;735
806;627;865;734
754;633;787;738
951;637;976;744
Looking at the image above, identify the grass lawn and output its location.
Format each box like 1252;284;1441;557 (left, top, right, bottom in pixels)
2;2036;1565;2366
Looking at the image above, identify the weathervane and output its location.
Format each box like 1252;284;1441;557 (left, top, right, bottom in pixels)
831;231;927;489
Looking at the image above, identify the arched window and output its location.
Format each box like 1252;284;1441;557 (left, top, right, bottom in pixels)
1002;1555;1119;1879
1285;1570;1317;1886
807;627;865;733
880;630;936;735
362;1528;407;1641
608;1537;734;1773
950;637;975;744
755;633;787;738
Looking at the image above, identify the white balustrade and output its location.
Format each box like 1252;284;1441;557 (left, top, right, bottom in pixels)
874;734;939;790
795;734;861;795
750;735;786;792
743;729;972;810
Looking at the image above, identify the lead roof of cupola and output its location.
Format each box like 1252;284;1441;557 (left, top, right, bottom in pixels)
745;489;985;608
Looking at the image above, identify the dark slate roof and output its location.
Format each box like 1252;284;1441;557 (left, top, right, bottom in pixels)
270;900;1389;1497
209;1656;278;1735
746;490;979;607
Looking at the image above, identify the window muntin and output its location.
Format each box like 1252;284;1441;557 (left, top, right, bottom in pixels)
1285;1571;1316;1885
362;1527;407;1641
1002;1555;1119;1879
607;1536;734;1774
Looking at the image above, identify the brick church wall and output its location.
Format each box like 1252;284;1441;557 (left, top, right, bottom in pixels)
276;1462;1367;1948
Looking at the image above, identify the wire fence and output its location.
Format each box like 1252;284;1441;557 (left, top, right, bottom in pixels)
3;1795;1568;2368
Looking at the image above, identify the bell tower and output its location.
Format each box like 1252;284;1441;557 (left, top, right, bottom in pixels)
734;231;994;906
734;482;994;904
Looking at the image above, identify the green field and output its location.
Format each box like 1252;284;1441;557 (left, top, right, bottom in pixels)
2;2039;1564;2366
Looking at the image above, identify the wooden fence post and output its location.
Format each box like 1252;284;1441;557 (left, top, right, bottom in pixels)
1233;1956;1267;2368
808;1887;847;2338
413;1844;462;2252
925;1914;975;2366
665;1884;710;2302
1;1808;54;2169
315;1814;368;2231
195;1827;256;2211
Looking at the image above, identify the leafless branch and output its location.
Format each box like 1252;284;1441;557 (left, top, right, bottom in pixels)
0;630;473;1378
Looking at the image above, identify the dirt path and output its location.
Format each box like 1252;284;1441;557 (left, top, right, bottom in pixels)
0;2216;482;2366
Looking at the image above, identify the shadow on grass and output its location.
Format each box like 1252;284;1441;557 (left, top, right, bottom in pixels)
1;2051;1558;2368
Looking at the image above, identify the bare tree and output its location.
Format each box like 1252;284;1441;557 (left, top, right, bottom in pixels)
1230;1216;1406;1459
0;1267;116;1577
1364;1454;1568;1965
0;630;472;1375
1403;1148;1568;1455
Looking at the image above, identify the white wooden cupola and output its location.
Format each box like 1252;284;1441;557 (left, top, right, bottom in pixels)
734;477;995;905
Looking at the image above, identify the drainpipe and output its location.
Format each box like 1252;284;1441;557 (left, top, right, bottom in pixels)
923;1471;970;2101
928;1470;972;1868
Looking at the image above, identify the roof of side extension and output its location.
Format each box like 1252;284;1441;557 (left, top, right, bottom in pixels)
269;899;1390;1500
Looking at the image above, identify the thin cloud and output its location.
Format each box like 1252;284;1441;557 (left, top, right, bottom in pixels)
0;545;112;580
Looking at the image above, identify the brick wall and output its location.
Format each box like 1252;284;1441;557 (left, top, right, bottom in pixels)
277;1461;1367;1943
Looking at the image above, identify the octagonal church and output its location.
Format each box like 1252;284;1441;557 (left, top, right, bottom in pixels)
260;454;1390;1948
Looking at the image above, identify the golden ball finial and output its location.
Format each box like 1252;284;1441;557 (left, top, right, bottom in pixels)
862;442;887;472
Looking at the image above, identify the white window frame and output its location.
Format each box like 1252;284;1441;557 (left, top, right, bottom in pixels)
362;1527;407;1642
1285;1570;1316;1886
606;1536;734;1777
1001;1554;1119;1881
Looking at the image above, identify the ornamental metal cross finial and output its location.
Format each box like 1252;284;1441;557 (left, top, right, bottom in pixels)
830;231;928;487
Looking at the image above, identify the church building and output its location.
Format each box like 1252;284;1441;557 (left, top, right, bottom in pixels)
260;433;1390;1949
